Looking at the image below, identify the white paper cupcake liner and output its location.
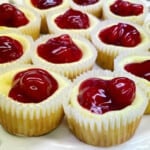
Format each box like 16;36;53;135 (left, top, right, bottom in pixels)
23;0;70;33
31;33;97;79
63;69;148;146
143;13;150;38
91;19;150;70
70;0;103;17
17;6;41;39
102;0;148;25
0;65;72;136
46;8;100;40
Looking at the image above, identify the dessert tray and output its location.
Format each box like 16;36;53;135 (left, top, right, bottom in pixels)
0;0;150;150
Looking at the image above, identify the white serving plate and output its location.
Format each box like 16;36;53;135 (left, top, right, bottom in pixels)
0;0;150;150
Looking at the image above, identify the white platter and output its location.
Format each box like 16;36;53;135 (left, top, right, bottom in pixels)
0;0;150;150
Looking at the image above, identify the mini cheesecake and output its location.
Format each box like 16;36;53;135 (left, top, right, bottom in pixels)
46;8;100;40
102;0;148;25
70;0;103;17
0;31;33;73
0;3;41;39
63;69;148;146
91;20;150;70
114;51;150;114
0;65;71;136
23;0;69;33
31;33;97;79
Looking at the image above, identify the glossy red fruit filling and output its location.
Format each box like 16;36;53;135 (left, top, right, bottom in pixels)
31;0;62;9
124;60;150;81
0;3;29;27
0;36;23;63
55;8;90;29
37;34;82;64
99;23;141;47
73;0;98;6
110;0;143;16
78;77;136;114
9;68;58;103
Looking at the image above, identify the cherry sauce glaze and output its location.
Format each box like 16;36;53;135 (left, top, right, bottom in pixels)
78;77;136;114
37;34;83;63
0;36;23;63
9;68;58;103
110;0;143;16
55;8;90;29
0;3;29;27
99;23;141;47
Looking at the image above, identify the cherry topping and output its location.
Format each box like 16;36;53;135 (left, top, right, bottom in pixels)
55;8;90;29
9;68;58;103
78;77;136;114
108;77;136;108
124;60;150;81
99;23;141;47
78;78;111;114
0;36;23;63
31;0;62;9
73;0;98;6
37;34;82;63
110;0;143;16
0;3;29;27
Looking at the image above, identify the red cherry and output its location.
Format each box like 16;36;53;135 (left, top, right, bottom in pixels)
78;78;111;114
12;9;29;27
19;70;52;101
132;4;143;15
79;78;107;90
110;0;143;16
78;86;111;114
0;3;14;26
108;77;136;108
0;3;29;27
125;60;150;81
111;0;132;16
120;30;141;47
9;69;58;103
37;34;82;63
104;25;120;45
8;82;27;103
0;36;23;63
55;8;90;29
31;0;62;9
